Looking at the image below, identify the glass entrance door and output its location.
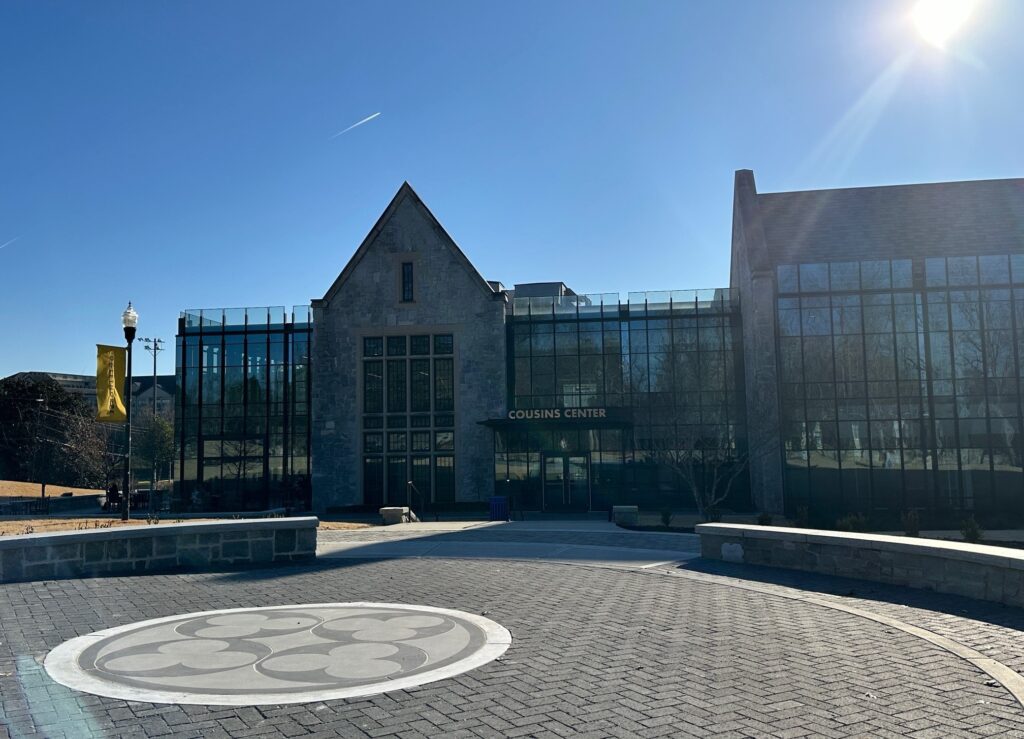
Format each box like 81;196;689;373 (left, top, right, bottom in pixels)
542;454;590;512
543;456;565;510
567;456;589;510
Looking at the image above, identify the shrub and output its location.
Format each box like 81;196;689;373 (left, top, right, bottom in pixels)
901;509;920;537
660;509;672;527
835;513;869;532
961;516;983;544
757;512;773;526
702;506;723;523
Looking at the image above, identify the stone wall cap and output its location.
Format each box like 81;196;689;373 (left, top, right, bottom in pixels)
694;523;1020;567
695;523;809;542
0;517;319;550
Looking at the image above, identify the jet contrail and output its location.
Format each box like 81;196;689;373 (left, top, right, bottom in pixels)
330;112;381;139
0;237;19;251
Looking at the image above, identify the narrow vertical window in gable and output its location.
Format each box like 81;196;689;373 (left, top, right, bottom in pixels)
401;262;414;302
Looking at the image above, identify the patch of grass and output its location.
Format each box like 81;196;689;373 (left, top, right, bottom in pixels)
0;517;216;536
0;480;103;498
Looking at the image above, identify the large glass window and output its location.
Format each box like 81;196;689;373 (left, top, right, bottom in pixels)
410;335;430;355
506;290;747;511
410;359;431;412
434;334;453;355
364;361;383;413
360;333;459;505
799;264;829;292
387;360;407;413
176;306;312;513
434;358;454;412
387;335;407;356
778;265;799;293
387;456;407;505
435;456;455;502
775;255;1024;522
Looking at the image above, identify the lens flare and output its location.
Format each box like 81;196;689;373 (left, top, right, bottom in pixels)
911;0;978;49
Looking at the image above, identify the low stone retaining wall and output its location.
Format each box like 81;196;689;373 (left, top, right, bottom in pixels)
0;517;318;584
697;523;1024;608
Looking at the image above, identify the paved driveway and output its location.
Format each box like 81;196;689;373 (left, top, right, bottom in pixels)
317;521;700;569
2;523;1024;738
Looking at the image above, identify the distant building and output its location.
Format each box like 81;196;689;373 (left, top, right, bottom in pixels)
4;371;175;424
4;372;97;410
132;375;176;421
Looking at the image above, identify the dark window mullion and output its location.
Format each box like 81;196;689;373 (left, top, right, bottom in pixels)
975;297;996;500
1008;290;1024;504
827;293;845;512
945;294;967;511
888;295;908;512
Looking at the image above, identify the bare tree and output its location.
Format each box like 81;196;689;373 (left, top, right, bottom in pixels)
221;436;255;487
648;427;751;521
134;410;174;487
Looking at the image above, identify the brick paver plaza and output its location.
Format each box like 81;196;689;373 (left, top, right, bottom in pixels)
3;524;1024;737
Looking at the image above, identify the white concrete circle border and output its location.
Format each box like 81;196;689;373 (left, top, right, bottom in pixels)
44;602;513;706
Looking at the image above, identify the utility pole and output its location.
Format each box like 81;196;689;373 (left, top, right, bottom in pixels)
33;397;46;503
140;337;165;513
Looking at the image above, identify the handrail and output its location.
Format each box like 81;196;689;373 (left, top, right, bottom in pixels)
407;481;438;522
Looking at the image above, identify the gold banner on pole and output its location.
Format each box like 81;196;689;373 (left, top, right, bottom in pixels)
96;344;127;423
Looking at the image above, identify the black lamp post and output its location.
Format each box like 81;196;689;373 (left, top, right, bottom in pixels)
121;302;138;521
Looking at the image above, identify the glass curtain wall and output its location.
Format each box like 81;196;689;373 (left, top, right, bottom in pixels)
777;256;1024;525
501;290;748;511
175;306;312;512
360;333;455;508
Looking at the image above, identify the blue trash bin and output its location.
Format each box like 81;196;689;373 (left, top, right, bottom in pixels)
489;496;509;521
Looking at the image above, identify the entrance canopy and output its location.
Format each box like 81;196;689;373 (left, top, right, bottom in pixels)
484;407;634;513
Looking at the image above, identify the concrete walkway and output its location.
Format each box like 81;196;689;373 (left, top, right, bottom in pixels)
336;519;631;533
318;520;700;569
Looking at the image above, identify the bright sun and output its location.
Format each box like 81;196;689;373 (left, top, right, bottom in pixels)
911;0;978;49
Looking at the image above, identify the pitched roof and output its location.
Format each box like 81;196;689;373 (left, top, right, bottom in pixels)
133;375;176;395
317;182;497;305
756;177;1024;265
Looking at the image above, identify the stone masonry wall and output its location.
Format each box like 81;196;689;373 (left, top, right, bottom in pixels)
0;518;317;584
697;523;1024;608
312;187;506;511
731;171;784;514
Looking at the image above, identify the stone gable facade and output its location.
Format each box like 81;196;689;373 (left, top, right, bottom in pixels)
310;184;507;512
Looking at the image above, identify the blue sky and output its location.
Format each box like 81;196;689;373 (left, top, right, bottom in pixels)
2;0;1022;378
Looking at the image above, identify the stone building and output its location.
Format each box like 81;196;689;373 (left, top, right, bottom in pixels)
174;171;1024;527
310;184;507;512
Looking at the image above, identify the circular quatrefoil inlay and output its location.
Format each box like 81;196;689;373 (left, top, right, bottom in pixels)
45;603;512;705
